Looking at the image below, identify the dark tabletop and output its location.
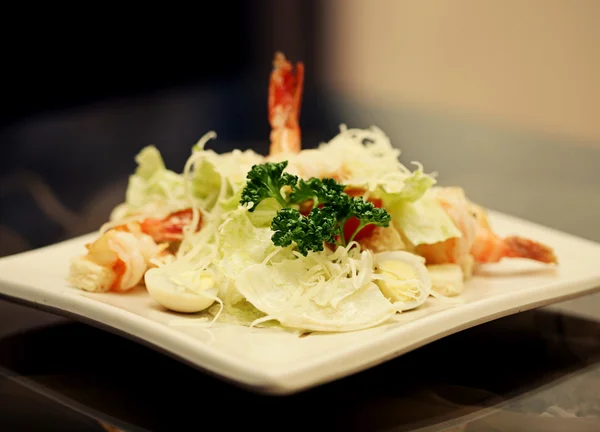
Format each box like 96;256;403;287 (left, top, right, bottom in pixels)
1;296;600;432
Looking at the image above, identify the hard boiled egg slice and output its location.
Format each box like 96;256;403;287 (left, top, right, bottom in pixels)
145;268;218;313
372;251;432;311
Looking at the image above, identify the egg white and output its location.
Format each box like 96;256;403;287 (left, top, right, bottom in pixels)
145;268;217;313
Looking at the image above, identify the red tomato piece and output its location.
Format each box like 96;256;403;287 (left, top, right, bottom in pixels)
342;198;383;242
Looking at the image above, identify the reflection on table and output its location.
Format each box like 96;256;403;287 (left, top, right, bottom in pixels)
1;297;600;431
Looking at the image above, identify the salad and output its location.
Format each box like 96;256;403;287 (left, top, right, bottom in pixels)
68;52;557;332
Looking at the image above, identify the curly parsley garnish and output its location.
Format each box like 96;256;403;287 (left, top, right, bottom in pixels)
240;161;297;209
240;161;391;255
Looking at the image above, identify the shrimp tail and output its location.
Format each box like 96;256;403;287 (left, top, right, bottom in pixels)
503;236;558;264
423;188;558;269
472;231;558;264
268;51;304;155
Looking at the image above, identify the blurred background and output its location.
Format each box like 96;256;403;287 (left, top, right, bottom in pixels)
1;0;599;265
2;3;600;428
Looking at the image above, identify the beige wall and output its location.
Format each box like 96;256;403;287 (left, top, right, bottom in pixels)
322;0;600;143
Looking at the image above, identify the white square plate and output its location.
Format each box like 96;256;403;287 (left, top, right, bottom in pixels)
1;210;599;395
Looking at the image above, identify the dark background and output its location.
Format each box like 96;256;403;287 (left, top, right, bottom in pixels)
0;1;335;255
2;2;322;127
2;1;599;257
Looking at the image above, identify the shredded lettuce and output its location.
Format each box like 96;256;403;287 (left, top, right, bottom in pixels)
191;147;265;212
283;125;437;203
235;245;396;332
213;207;295;312
95;125;477;333
115;136;265;224
217;208;283;277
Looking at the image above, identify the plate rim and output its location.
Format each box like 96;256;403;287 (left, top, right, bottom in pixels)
1;210;600;395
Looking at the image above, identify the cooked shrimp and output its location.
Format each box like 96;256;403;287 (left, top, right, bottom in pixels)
69;208;200;293
416;187;557;273
268;51;304;156
465;195;557;264
416;187;478;276
139;208;201;243
471;230;557;264
69;226;169;293
102;208;201;245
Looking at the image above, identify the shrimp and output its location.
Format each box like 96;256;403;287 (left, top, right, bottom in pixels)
268;51;304;156
416;187;479;276
266;52;352;180
139;208;201;243
69;208;201;293
68;227;168;293
466;197;557;264
471;231;557;264
416;187;557;275
103;208;201;244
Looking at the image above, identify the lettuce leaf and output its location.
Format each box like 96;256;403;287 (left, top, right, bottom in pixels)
219;187;244;213
191;148;265;213
246;197;283;228
387;197;462;246
124;146;186;213
235;249;396;332
190;157;223;210
121;143;265;220
215;207;294;311
373;165;437;205
217;208;284;277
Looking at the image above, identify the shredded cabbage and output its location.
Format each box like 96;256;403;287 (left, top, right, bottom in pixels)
281;125;436;204
234;244;396;332
89;124;476;333
217;208;289;277
111;133;264;225
190;145;265;213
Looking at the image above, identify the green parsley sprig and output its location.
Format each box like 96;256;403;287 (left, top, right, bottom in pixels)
240;161;391;255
